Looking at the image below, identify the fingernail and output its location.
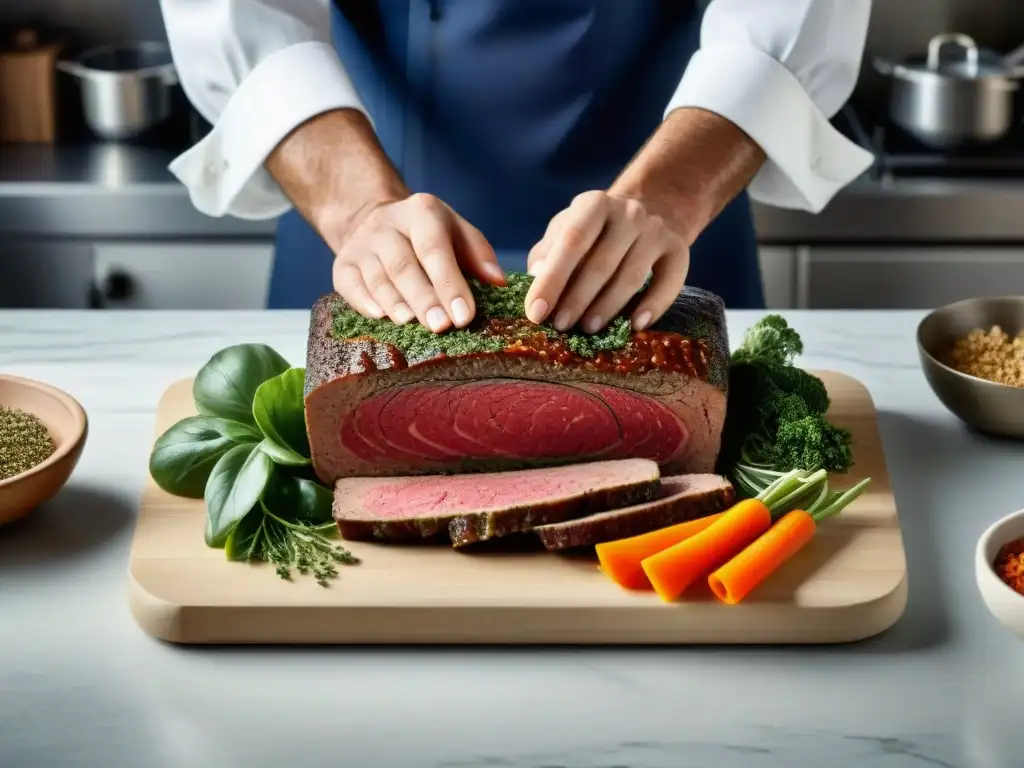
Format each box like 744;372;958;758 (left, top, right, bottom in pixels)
482;262;505;283
527;299;549;324
393;303;414;325
583;315;603;334
450;297;470;326
426;306;448;332
553;309;572;332
366;300;384;318
634;310;652;330
527;259;544;277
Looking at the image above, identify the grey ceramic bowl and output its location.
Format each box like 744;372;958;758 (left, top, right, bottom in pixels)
917;296;1024;439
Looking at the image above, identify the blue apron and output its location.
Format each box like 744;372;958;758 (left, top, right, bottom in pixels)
268;0;765;310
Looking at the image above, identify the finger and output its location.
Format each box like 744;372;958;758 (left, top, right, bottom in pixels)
582;228;675;332
532;240;548;280
332;262;385;319
451;211;505;287
526;234;549;277
524;192;608;324
406;203;476;330
359;255;415;325
629;245;690;331
549;200;645;332
376;228;449;332
527;211;562;276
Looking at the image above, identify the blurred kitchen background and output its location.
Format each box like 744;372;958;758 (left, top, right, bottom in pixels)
1;0;1024;310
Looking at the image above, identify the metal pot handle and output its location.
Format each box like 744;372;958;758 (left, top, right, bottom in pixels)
56;60;85;78
156;64;179;87
927;32;979;72
872;56;895;75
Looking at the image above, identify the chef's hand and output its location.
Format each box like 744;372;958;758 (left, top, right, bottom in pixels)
524;191;689;333
331;193;505;332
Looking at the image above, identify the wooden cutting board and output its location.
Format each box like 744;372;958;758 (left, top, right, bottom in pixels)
128;371;907;645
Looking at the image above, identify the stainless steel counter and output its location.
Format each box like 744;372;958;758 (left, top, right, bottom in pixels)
0;143;275;239
3;142;1024;243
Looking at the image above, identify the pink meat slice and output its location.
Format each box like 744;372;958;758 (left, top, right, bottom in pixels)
336;379;689;469
448;380;621;459
584;384;687;463
406;380;507;457
350;388;427;463
338;407;384;462
347;458;657;519
376;383;462;461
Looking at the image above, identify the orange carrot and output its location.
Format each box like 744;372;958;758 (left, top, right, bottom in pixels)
641;498;773;602
708;509;817;604
596;513;725;590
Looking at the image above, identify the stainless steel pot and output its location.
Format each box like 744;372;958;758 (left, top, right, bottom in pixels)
57;42;179;141
873;33;1024;148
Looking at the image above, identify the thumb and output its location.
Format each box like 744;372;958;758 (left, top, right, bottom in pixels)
451;212;505;286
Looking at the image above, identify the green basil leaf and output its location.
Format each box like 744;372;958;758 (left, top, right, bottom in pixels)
252;368;310;465
192;344;291;427
257;437;309;468
204;443;274;547
149;415;260;498
224;505;265;561
262;472;334;525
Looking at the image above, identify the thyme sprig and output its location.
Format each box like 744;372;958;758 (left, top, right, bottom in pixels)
238;507;360;587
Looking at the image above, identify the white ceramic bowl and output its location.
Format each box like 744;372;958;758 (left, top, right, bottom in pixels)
976;508;1024;638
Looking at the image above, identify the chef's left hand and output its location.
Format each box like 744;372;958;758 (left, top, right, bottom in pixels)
524;190;689;333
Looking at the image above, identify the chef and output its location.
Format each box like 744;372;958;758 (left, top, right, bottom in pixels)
160;0;873;332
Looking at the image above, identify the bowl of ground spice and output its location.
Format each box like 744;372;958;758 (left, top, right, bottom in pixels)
977;508;1024;639
0;375;87;526
917;296;1024;438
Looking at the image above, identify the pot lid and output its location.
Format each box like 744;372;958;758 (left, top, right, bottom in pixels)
888;33;1020;80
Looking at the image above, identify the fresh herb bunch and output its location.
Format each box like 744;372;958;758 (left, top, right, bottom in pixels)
149;344;359;586
718;315;853;480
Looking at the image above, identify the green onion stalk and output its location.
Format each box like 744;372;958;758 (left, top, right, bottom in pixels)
736;460;872;523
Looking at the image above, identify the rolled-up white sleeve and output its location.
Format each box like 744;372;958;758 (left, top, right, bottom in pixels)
159;0;371;220
666;0;875;212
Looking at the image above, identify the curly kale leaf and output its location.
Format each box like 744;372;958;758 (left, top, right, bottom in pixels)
767;414;853;474
717;314;854;476
731;314;803;367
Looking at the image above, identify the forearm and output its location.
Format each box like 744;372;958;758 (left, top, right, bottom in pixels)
660;0;874;213
266;109;409;250
610;107;766;245
161;0;374;220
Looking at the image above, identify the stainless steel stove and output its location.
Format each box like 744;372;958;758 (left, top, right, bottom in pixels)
837;105;1024;180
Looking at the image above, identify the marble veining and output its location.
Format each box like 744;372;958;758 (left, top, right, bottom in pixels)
1;308;1023;768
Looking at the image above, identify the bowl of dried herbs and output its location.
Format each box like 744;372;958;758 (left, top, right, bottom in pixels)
0;375;87;525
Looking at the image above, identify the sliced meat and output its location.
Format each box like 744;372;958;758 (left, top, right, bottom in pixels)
451;380;621;459
305;280;729;481
377;384;461;461
533;474;736;551
333;458;661;543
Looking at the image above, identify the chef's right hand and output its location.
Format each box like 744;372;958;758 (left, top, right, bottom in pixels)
330;193;505;332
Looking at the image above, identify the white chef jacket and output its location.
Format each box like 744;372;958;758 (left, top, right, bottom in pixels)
159;0;875;221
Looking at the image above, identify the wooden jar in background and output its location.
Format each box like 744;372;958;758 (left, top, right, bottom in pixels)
0;29;64;143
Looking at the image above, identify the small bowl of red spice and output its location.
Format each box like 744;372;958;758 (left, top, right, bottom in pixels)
976;508;1024;638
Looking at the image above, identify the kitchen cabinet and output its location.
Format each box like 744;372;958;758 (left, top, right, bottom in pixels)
0;243;95;308
799;247;1024;309
92;242;274;309
1;239;275;310
757;246;798;309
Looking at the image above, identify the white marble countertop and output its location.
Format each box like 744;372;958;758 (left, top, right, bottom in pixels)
2;308;1024;768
